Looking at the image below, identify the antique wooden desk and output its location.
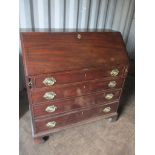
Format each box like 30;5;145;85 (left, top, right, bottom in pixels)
21;31;129;143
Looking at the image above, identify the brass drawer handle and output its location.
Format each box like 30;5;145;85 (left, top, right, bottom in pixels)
77;34;81;39
105;93;114;100
46;121;56;128
103;107;111;113
43;77;56;86
110;69;119;76
108;81;117;88
43;92;56;100
45;105;57;113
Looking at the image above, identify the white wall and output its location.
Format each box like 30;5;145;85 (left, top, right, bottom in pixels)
19;0;135;90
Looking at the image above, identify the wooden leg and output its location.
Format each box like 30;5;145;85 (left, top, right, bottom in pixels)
33;136;49;144
108;114;118;122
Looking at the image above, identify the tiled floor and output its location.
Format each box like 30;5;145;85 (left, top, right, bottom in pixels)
19;76;135;155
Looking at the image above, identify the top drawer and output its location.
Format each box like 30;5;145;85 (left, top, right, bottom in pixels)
30;65;126;89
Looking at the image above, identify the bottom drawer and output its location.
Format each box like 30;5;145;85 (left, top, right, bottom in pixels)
34;102;118;133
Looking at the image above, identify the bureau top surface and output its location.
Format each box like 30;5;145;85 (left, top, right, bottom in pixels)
21;32;129;76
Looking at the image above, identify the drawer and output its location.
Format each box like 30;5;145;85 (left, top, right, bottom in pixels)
31;79;123;104
32;89;121;117
34;102;118;133
32;65;125;88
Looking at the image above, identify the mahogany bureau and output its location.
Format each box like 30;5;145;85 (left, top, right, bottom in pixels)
21;31;129;144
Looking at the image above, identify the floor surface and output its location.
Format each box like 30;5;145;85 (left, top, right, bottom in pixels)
19;76;135;155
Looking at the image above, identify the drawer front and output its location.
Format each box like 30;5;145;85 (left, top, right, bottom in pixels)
31;79;123;104
33;65;125;88
32;90;121;117
34;102;118;133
